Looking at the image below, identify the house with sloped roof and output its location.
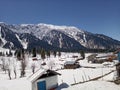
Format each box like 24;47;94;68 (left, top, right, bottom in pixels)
28;69;61;90
64;60;80;69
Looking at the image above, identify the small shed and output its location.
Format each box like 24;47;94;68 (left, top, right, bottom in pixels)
32;58;38;61
64;61;80;69
72;55;78;58
88;53;115;64
28;69;61;90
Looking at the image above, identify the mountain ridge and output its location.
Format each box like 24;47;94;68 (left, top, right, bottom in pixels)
0;22;120;51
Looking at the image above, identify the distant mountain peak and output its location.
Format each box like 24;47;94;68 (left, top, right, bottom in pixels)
0;22;5;24
37;23;80;30
20;24;34;27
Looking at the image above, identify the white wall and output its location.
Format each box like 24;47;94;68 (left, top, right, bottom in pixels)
46;75;58;90
32;75;58;90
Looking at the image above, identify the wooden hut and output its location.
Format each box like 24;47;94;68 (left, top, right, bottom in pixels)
64;61;80;69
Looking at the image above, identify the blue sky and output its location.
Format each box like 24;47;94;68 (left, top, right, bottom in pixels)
0;0;120;40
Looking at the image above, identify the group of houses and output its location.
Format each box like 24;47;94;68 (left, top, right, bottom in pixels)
87;53;117;64
28;50;120;90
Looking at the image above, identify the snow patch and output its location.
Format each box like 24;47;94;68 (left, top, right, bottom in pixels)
59;34;62;48
0;27;7;47
15;34;28;49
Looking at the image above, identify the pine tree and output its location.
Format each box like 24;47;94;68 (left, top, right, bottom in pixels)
17;50;21;60
8;49;13;56
6;51;8;56
14;49;17;56
41;49;46;60
53;51;56;57
20;49;26;78
46;50;50;58
32;48;36;57
58;51;61;57
80;50;85;59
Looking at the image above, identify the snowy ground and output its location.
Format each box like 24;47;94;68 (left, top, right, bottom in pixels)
0;52;120;90
61;81;120;90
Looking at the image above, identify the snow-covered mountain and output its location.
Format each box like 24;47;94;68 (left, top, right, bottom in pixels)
0;23;57;50
0;24;23;49
0;22;120;51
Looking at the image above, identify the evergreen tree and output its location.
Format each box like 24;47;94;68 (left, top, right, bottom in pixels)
53;51;57;57
32;48;36;57
14;49;18;56
80;50;85;59
6;51;9;56
58;51;61;57
17;50;21;60
46;50;50;58
28;49;32;56
8;49;13;56
41;49;46;60
0;52;4;56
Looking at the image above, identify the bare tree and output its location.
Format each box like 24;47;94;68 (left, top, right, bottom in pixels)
20;56;26;77
31;61;35;74
47;60;54;70
1;57;6;73
7;58;12;80
8;68;11;80
46;50;50;60
1;57;17;80
13;58;17;79
14;67;17;79
20;49;26;78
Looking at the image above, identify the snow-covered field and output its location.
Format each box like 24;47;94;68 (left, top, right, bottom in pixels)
0;52;120;90
61;81;120;90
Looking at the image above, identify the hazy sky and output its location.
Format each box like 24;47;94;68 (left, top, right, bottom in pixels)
0;0;120;40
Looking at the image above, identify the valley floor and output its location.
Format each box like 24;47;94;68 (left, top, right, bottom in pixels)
0;53;120;90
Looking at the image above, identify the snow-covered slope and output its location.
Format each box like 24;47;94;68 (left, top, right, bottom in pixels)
0;25;23;49
15;34;28;49
11;23;120;49
0;22;120;50
0;24;57;50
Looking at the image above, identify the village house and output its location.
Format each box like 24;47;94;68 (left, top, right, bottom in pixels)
28;69;61;90
87;53;116;64
64;60;80;69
